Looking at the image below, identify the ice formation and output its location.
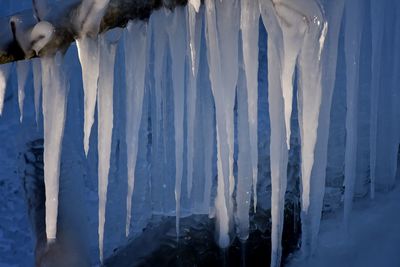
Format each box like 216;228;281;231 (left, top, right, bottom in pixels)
97;29;119;262
343;0;364;231
1;0;400;266
124;21;148;237
0;64;11;115
41;53;68;242
16;60;30;122
77;36;100;156
32;58;42;124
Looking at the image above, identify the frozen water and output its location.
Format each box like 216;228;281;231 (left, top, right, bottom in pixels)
16;60;30;122
0;64;11;115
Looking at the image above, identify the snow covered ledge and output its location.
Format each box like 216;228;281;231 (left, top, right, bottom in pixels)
0;0;189;65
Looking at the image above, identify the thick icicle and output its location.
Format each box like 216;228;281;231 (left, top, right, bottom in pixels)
343;0;364;232
16;60;30;122
97;29;119;262
32;58;42;125
189;0;201;13
369;0;385;199
41;53;68;242
240;0;259;212
0;64;11;115
186;4;202;198
259;2;288;266
124;21;148;237
205;0;239;248
167;7;186;237
235;46;253;241
301;0;345;256
77;36;100;156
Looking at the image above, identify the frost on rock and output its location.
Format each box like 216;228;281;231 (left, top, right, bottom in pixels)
17;60;30;122
186;4;203;198
343;0;364;232
204;0;239;248
166;7;187;238
41;53;68;242
32;58;42;124
0;64;11;115
259;1;287;266
77;36;100;156
124;21;148;237
240;0;259;212
97;29;119;262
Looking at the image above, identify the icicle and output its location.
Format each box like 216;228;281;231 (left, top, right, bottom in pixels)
301;0;345;256
16;60;30;122
205;0;240;248
124;21;148;237
235;45;252;241
97;29;119;262
77;36;100;156
343;0;364;233
259;2;288;266
32;58;42;125
240;0;259;212
0;64;11;115
189;0;201;13
41;53;68;242
186;5;202;198
369;0;385;200
75;0;110;36
167;7;186;238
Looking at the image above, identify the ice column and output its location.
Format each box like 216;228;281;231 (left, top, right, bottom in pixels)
205;0;239;248
369;0;385;199
186;2;202;198
259;2;288;266
17;60;30;122
125;21;148;237
0;64;11;115
32;58;42;125
343;0;364;232
41;53;68;242
240;0;259;212
97;30;119;262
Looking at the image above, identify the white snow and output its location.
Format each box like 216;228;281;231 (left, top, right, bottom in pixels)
124;21;148;237
0;64;11;116
41;53;68;242
97;30;118;262
16;60;30;122
76;36;100;156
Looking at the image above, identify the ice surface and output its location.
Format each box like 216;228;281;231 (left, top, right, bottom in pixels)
124;21;148;237
41;53;68;242
30;21;55;55
75;0;110;35
0;64;11;115
186;4;202;198
343;0;364;232
369;0;385;199
189;0;200;13
77;36;100;156
259;2;287;266
97;30;118;262
166;7;186;237
204;0;239;248
32;58;42;125
16;60;30;122
240;0;259;212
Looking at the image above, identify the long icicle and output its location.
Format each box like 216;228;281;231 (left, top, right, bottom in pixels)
41;53;68;243
97;29;119;263
125;21;148;237
259;2;288;266
0;64;11;116
16;60;30;122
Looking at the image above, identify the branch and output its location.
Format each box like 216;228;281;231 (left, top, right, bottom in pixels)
0;0;189;65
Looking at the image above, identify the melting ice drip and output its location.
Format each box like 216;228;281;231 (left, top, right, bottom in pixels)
0;0;399;266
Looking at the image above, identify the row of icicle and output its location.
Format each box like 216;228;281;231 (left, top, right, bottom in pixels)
0;0;399;266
